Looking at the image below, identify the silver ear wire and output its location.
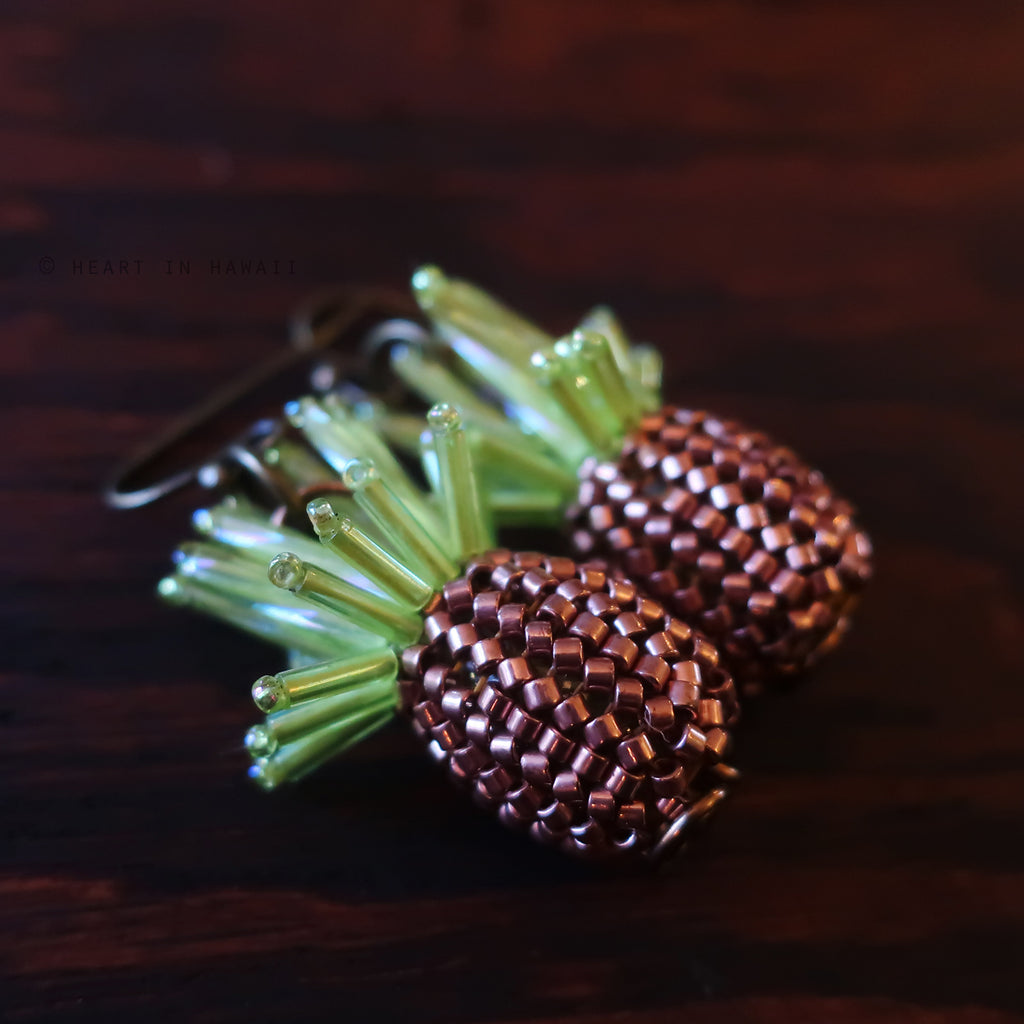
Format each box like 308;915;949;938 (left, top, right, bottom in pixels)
310;316;434;397
104;287;424;510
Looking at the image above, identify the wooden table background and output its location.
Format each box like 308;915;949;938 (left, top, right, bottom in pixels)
3;2;1024;1021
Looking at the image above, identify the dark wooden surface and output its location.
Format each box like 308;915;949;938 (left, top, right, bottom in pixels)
3;3;1024;1021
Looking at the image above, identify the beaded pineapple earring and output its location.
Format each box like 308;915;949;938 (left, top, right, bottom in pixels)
157;395;740;863
361;267;873;694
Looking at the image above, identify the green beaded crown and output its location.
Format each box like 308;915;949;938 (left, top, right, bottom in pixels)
162;399;497;789
363;265;663;526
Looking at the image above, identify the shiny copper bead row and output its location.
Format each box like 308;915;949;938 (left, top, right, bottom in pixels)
399;550;739;860
571;407;873;691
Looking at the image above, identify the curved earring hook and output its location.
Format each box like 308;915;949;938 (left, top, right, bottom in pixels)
104;286;426;510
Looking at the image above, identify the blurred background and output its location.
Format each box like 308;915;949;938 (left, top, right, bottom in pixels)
3;3;1024;1022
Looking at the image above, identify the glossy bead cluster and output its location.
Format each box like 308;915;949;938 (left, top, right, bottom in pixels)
399;550;739;860
571;407;873;690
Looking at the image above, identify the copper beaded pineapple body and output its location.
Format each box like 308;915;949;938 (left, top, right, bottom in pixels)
399;550;738;860
571;407;873;691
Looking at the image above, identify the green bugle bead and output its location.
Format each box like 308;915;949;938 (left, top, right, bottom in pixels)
571;328;642;434
426;403;493;560
245;674;397;757
268;552;423;646
351;398;430;455
157;574;363;659
174;541;275;601
342;459;458;587
486;488;569;526
288;395;443;539
578;305;634;378
552;337;620;452
247;697;394;790
411;264;551;367
260;437;338;507
411;267;587;468
251;648;399;712
473;430;576;495
390;343;563;472
307;498;435;611
390;342;514;437
632;345;664;410
530;347;615;454
192;496;331;570
321;394;443;529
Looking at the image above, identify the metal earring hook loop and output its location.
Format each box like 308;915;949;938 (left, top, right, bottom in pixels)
291;288;435;397
104;287;424;510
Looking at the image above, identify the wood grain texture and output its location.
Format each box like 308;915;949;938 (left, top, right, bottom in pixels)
2;2;1023;1021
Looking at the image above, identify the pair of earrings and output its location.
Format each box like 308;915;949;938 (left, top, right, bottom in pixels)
119;266;872;864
